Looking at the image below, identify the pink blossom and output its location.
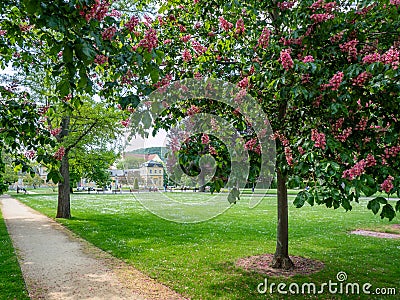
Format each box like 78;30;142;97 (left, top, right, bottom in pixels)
194;72;203;80
191;40;207;55
50;128;62;136
62;94;72;102
144;15;153;25
38;106;49;115
329;31;344;43
94;54;108;65
54;147;66;161
342;159;366;180
354;116;368;131
285;146;294;166
381;175;394;193
120;118;130;127
201;133;210;144
218;16;233;31
279;49;294;71
310;13;334;23
309;0;324;11
352;71;372;86
339;39;358;61
187;105;201;116
322;71;344;91
390;0;400;7
182;49;192;62
0;30;7;36
164;39;172;45
180;35;192;42
209;146;217;155
384;145;400;159
244;138;259;152
125;16;139;32
79;1;110;22
298;146;305;155
311;129;326;149
381;47;399;69
101;26;117;41
138;29;158;52
302;55;314;63
365;154;376;167
277;1;295;10
257;27;271;49
362;53;381;64
179;25;187;32
235;18;245;34
335;127;352;142
237;77;249;89
25;150;36;160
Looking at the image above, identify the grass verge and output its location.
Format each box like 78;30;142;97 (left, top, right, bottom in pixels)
0;205;29;300
13;192;400;300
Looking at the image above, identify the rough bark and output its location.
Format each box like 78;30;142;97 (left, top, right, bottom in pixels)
56;153;71;218
56;116;71;219
271;168;294;270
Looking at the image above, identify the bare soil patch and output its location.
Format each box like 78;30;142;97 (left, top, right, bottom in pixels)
350;229;400;239
236;254;324;278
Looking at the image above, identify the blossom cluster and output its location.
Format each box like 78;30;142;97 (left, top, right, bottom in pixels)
381;175;394;193
237;77;249;89
244;137;261;155
186;105;201;116
53;147;65;161
383;145;400;159
50;128;62;136
277;1;296;10
339;39;358;61
138;29;158;52
101;26;117;41
354;117;368;131
201;133;209;144
310;13;334;23
279;49;294;71
311;129;326;149
257;27;271;49
321;71;344;91
218;16;233;31
79;0;110;22
124;16;139;32
25;150;36;160
342;159;366;180
302;55;314;63
191;40;207;55
352;71;372;86
94;54;108;65
182;49;192;62
235;18;245;34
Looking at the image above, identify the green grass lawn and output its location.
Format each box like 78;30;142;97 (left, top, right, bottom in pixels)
12;192;400;299
0;208;29;300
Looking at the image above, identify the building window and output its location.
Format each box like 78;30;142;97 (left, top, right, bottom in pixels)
150;169;152;174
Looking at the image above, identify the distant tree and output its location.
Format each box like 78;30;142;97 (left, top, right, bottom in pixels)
133;177;139;190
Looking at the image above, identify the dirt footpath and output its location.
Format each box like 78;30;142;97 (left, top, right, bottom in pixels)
0;195;185;300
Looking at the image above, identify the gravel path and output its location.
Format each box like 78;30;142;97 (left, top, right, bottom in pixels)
0;195;185;300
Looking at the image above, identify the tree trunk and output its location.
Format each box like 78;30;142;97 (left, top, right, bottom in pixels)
56;153;71;218
271;168;294;269
56;116;71;219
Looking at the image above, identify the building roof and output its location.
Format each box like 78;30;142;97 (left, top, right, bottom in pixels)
142;160;163;167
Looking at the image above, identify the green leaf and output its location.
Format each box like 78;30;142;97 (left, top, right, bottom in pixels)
341;197;352;211
396;200;400;212
367;198;380;215
380;204;395;221
63;44;73;64
294;191;306;208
